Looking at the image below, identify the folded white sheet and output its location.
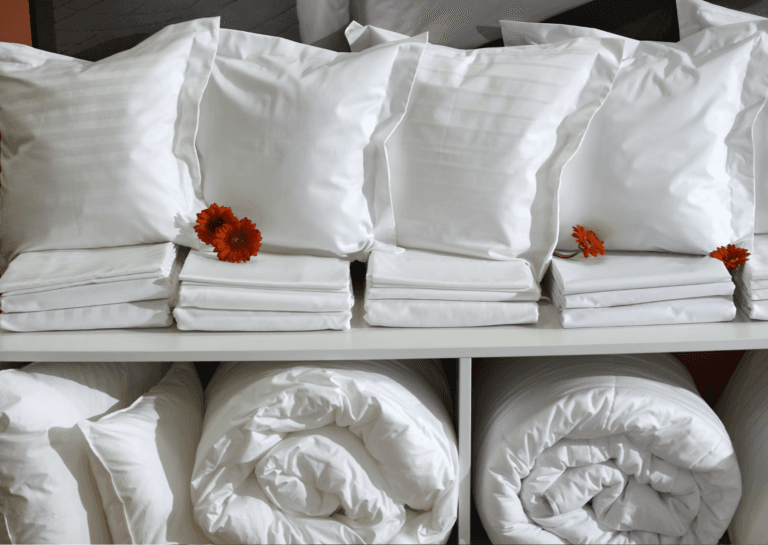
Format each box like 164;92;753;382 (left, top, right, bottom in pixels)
192;360;458;544
0;243;178;294
716;350;768;544
733;271;768;301
550;252;732;294
173;307;352;331
551;277;734;309
367;249;536;292
0;299;172;332
365;286;541;302
180;250;350;290
735;289;768;320
364;298;539;327
554;296;736;328
474;353;740;544
0;247;186;313
741;234;768;281
178;283;354;312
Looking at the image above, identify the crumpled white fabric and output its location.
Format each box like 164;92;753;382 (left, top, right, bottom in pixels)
364;298;539;327
191;360;459;544
473;353;741;544
553;295;736;328
0;245;186;313
716;350;768;544
173;307;352;331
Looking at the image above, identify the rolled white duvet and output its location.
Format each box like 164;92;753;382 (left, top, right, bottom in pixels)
191;360;458;544
474;353;741;544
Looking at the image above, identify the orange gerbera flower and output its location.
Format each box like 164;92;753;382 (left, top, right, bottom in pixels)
212;217;262;263
710;244;750;270
195;203;238;246
572;225;606;258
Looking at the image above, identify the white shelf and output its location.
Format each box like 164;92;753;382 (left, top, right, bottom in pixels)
2;302;767;362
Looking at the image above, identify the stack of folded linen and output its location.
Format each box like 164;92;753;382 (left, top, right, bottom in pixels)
0;243;185;332
363;248;540;327
173;250;354;331
733;234;768;320
548;252;737;328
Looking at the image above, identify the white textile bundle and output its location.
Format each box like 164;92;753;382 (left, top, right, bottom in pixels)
191;360;459;544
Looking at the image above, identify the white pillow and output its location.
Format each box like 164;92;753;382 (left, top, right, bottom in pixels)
0;18;219;265
0;362;171;544
78;362;209;545
676;0;768;235
346;23;623;280
196;29;427;261
501;20;768;254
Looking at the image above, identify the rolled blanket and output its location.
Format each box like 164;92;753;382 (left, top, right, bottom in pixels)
474;353;740;544
191;360;459;544
716;350;768;544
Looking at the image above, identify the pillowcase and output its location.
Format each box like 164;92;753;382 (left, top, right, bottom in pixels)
346;23;623;280
0;18;219;266
0;362;171;544
501;20;768;254
676;0;768;235
78;362;209;545
195;29;427;261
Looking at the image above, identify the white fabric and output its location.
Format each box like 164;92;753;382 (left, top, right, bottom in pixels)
473;353;741;544
347;23;623;280
549;252;733;294
173;307;352;331
192;360;459;544
0;362;171;545
739;233;768;281
180;250;351;290
196;29;427;260
553;295;736;328
733;267;768;300
0;242;178;294
501;20;768;254
298;0;594;49
367;248;536;292
676;0;768;234
365;286;540;301
0;299;173;332
179;283;354;312
78;363;210;545
0;244;185;312
735;286;768;320
554;281;734;308
716;350;768;543
0;19;218;264
364;298;539;327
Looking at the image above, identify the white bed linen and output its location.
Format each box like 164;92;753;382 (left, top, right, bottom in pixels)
716;350;768;544
179;250;350;290
0;299;172;332
735;289;768;320
179;283;354;312
364;298;539;328
474;353;740;544
0;242;178;294
173;307;352;331
739;233;768;281
365;286;540;302
367;249;536;292
553;281;734;308
191;360;458;544
550;252;733;294
553;295;736;328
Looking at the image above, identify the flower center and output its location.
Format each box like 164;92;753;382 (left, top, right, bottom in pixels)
207;217;225;234
230;232;246;247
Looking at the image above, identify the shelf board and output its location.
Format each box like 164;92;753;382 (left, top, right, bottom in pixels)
2;301;767;362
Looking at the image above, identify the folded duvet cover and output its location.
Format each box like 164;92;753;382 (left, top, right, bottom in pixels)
474;353;740;544
191;360;459;544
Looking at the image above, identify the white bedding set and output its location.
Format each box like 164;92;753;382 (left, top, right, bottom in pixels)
173;250;354;331
548;253;736;328
474;353;741;544
716;350;768;544
0;243;185;331
364;249;540;327
733;234;768;319
191;360;459;544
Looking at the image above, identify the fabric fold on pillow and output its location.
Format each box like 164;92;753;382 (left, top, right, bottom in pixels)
173;250;353;331
473;353;741;544
363;249;540;327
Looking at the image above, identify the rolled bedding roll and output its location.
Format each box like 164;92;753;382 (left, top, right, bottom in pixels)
473;353;741;544
191;360;459;544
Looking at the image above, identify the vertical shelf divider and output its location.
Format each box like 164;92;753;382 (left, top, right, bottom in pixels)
458;357;472;544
